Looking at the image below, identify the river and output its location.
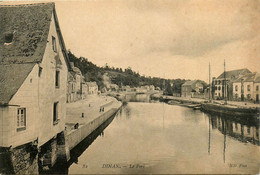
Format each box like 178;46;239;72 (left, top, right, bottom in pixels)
51;94;260;174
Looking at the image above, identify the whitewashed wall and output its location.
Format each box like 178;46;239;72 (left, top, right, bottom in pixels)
3;64;39;147
0;12;68;147
37;13;68;146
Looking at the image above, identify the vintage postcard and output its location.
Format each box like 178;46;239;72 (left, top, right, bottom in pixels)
0;0;259;174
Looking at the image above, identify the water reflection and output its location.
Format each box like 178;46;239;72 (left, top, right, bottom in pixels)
124;105;132;119
208;114;260;146
208;116;211;155
207;112;259;166
124;94;151;103
53;102;259;174
42;112;118;174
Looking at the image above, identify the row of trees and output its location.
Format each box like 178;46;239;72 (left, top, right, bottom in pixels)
67;51;199;95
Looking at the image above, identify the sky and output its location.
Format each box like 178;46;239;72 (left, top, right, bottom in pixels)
1;0;260;81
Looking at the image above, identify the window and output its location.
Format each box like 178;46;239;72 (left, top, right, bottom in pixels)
247;85;250;91
38;66;43;77
247;127;250;134
235;93;238;99
17;108;26;131
52;36;57;52
5;32;13;43
53;102;59;124
218;86;221;90
55;70;60;88
247;94;251;100
256;86;259;91
235;85;238;91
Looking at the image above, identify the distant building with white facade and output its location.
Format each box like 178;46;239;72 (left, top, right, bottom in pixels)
233;72;260;103
86;82;98;95
212;68;251;100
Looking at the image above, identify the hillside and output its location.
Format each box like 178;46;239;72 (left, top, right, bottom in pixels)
67;51;206;95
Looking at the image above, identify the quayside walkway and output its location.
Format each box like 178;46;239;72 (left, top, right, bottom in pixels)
66;95;121;131
65;95;122;151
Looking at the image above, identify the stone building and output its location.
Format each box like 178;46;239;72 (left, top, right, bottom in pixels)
212;68;251;100
67;71;76;103
0;3;71;173
86;82;98;95
233;72;260;103
181;80;203;98
69;62;84;100
149;85;155;91
67;62;86;102
110;84;119;92
81;82;88;99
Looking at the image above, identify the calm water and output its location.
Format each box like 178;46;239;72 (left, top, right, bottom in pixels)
50;94;259;174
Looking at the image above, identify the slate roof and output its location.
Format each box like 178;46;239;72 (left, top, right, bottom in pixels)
182;80;203;90
234;72;260;83
0;64;35;105
0;3;54;63
255;73;260;83
72;66;82;75
0;3;71;105
182;80;197;86
217;68;251;79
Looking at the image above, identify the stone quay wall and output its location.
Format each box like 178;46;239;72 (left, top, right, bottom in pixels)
67;107;120;151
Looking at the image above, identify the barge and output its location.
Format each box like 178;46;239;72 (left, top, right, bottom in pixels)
201;103;259;118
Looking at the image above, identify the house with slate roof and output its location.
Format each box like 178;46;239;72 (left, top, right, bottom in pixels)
68;62;85;101
233;72;260;103
181;80;203;98
212;68;251;100
0;3;71;147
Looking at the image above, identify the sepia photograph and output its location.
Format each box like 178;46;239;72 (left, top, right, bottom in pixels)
0;0;259;174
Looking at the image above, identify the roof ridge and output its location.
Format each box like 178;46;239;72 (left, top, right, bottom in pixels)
0;2;54;7
226;68;247;72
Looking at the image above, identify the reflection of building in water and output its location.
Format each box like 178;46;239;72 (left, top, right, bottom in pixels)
210;115;259;146
124;94;151;102
123;106;132;119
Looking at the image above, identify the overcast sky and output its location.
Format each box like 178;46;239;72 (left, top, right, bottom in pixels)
2;0;260;81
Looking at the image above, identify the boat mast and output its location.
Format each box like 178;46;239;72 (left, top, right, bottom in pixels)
163;73;165;129
209;63;211;101
208;116;211;154
224;60;227;105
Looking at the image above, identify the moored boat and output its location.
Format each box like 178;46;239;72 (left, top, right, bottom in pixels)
201;103;259;118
